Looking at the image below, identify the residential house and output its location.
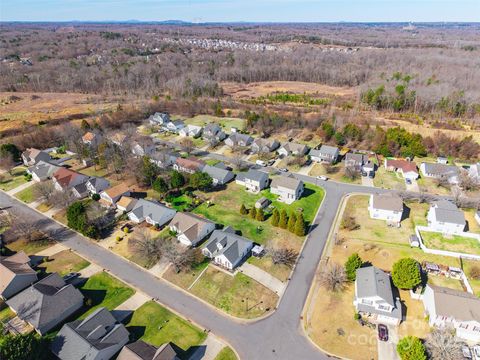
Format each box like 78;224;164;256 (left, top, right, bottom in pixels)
131;140;155;157
52;168;89;192
173;157;205;174
109;132;129;147
427;200;466;234
202;164;235;186
27;160;61;182
82;132;102;147
85;177;111;195
100;183;131;207
150;151;178;169
116;196;137;213
345;153;368;171
270;175;304;204
71;181;90;199
251;138;280;154
362;161;375;175
309;145;339;164
224;133;253;148
169;212;216;246
203;123;226;142
51;307;130;360
277;142;308;157
6;273;84;335
148;112;170;126
202;227;254;270
368;193;404;226
422;284;480;342
235;169;269;193
384;159;419;180
437;157;448;165
0;251;37;300
21;148;51;166
163;120;185;133
179;124;202;138
353;266;402;326
118;340;181;360
420;163;459;184
128;199;176;227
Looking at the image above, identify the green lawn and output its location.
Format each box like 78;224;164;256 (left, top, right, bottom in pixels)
7;238;54;255
79;166;110;178
14;185;36;203
126;301;207;351
0;166;28;191
183;114;245;131
0;306;14;322
373;167;405;190
205;159;221;166
79;272;135;318
36;250;90;276
190;267;278;319
169;194;194;211
163;259;210;289
420;231;480;256
214;347;238;360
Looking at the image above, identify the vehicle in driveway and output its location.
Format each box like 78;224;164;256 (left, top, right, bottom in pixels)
462;345;473;359
63;272;81;282
377;324;388;342
256;160;267;167
279;168;288;172
267;159;276;166
405;178;412;185
316;175;328;181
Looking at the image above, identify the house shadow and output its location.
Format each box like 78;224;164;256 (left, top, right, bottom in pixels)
400;204;411;223
301;187;315;199
182;344;207;360
79;289;108;309
111;309;134;323
125;325;146;342
130;191;147;199
465;220;471;232
30;255;47;267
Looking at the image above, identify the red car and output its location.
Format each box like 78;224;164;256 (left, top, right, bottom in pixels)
377;324;389;342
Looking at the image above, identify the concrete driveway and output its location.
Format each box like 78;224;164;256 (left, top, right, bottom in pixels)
377;325;400;360
362;175;375;187
238;262;286;296
405;179;420;192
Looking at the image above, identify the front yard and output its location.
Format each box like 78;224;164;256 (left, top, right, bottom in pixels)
126;300;207;351
214;347;238;360
36;249;90;276
79;271;135;318
14;184;36;203
419;231;480;256
7;238;54;255
308;163;361;184
373;166;405;190
0;166;28;191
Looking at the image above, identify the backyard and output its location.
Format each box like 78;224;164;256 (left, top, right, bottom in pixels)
182;114;246;131
79;271;135;318
419;231;480;256
126;300;207;352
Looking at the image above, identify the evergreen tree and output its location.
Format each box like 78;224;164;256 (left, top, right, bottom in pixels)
279;209;288;229
249;207;257;219
288;212;297;232
271;208;280;226
170;170;185;190
294;212;306;236
153;177;168;196
344;253;363;281
240;204;248;215
256;208;265;221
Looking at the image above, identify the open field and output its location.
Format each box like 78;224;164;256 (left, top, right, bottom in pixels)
36;250;90;277
79;271;135;319
189;267;278;319
182;114;246;131
420;231;480;256
126;300;207;351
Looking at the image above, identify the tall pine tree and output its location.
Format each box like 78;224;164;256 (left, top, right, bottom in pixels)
240;204;248;215
294;213;306;236
288;212;297;232
249;207;257;219
279;209;288;229
256;208;265;221
271;208;280;226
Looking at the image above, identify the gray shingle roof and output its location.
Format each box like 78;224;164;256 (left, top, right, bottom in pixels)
371;193;404;212
356;266;395;306
242;169;269;183
51;307;129;359
427;285;480;322
422;163;459;177
317;145;339;156
271;175;303;191
431;200;466;225
130;199;176;225
87;177;111;193
28;160;61;179
202;165;234;183
118;341;180;360
203;229;253;265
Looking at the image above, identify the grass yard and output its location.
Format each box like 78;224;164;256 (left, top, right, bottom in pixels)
163;259;209;290
36;250;90;276
0;166;28;191
308;284;378;360
126;301;207;351
308;163;361;184
190;267;278;319
168;193;194;211
183;114;245;131
7;238;54;255
465;209;480;234
427;274;465;291
420;231;480;256
463;259;480;297
373;167;405;190
36;202;54;212
79;271;135;318
14;184;36;203
416;176;451;196
247;256;291;283
78;165;110;179
214;347;238;360
0;306;14;322
52;208;68;225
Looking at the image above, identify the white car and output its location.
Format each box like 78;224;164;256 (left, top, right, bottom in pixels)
256;160;267;167
316;175;328;181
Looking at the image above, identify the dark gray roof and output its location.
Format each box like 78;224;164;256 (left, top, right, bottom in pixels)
7;273;84;333
118;341;180;360
204;123;221;135
203;229;253;265
355;266;395;306
431;200;466;225
130;199;176;225
227;133;252;144
280;142;308;153
87;177;110;192
242;169;269;183
28;160;61;179
203;165;234;183
317;145;339;156
422;163;459;177
345;153;368;164
51;307;129;359
72;181;88;196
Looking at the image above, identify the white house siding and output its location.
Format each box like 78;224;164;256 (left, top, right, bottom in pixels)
427;210;465;235
368;199;402;224
271;187;301;204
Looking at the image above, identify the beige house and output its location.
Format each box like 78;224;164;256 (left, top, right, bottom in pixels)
270;176;304;204
368;193;404;226
169;212;216;246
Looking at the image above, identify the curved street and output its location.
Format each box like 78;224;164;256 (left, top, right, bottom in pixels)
1;179;387;359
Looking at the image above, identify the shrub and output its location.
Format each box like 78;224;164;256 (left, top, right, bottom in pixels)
354;312;361;320
392;258;422;289
240;204;248;215
397;336;427;360
271;208;279;226
249;207;257;219
341;216;360;231
345;253;363;281
469;266;480;280
91;193;100;201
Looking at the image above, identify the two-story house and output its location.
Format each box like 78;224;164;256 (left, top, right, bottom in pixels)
179;124;203;138
427;200;466;234
21;148;51;166
270;175;304;204
224;133;253;148
251;138;280;154
277;142;308;157
368;193;404;226
309;145;339;164
235;169;269;193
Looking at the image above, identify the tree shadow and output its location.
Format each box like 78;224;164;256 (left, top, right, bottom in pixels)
400;204;411;222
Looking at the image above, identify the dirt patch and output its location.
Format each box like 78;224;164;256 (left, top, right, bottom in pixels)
221;81;357;100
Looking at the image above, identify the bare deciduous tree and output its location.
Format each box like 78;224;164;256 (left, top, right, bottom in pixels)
129;228;162;266
33;180;55;204
50;190;76;208
318;262;347;292
343;166;360;181
425;328;462;360
0;153;16;175
160;239;197;273
179;138;195;154
268;246;298;268
458;170;480;192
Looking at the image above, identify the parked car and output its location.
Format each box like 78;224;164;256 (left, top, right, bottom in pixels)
63;272;80;282
279;168;288;172
316;175;328;181
304;159;312;166
267;159;276;166
472;345;480;360
462;345;473;359
361;171;367;177
377;324;388;342
405;178;412;185
256;160;267;167
368;171;375;179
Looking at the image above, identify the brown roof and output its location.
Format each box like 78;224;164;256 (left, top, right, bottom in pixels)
103;183;130;199
82;132;96;142
371;193;404;212
429;285;480;322
175;157;205;171
170;212;213;241
117;196;136;209
385;159;418;174
0;251;36;296
24;148;42;159
53;168;85;188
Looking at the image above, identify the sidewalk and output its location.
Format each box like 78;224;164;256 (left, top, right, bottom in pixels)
189;334;226;360
35;243;68;257
6;181;33;196
112;292;150;322
239;262;286;296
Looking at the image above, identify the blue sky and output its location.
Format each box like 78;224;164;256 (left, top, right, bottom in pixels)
1;0;479;22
